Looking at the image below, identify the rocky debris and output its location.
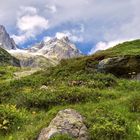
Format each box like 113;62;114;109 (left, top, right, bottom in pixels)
29;37;82;61
97;55;140;78
0;25;17;50
37;109;88;140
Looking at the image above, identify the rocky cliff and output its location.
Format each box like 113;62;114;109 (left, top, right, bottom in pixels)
0;25;17;50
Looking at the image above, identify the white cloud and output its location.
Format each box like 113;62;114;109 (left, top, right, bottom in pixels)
12;6;49;44
55;31;83;42
19;6;37;16
11;34;27;44
0;0;140;52
55;24;85;42
45;5;57;13
43;36;52;42
17;15;49;32
55;32;67;39
43;29;83;43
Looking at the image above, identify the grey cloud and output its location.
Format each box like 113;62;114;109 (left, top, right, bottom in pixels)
0;0;140;50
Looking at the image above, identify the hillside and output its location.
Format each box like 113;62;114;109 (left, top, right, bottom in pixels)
0;47;20;66
94;39;140;57
0;40;140;140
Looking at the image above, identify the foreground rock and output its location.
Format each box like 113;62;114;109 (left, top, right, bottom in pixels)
37;109;88;140
97;55;140;78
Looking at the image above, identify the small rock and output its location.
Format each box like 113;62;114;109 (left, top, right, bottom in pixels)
40;85;49;90
37;109;88;140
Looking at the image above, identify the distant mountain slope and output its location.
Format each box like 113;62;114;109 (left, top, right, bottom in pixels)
10;37;82;68
0;25;17;50
0;47;20;66
29;37;82;60
10;50;57;68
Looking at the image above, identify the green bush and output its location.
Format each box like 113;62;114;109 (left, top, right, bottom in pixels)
0;104;28;134
129;94;140;112
88;109;128;140
18;88;100;109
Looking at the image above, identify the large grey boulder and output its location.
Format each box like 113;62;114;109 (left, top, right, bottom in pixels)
37;109;88;140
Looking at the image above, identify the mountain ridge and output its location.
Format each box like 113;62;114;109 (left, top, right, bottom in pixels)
0;25;82;68
28;36;82;60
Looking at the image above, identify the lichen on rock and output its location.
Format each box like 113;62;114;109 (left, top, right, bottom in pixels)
37;109;88;140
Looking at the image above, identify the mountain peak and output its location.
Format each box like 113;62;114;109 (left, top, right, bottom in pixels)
0;25;17;50
0;25;6;32
28;36;82;60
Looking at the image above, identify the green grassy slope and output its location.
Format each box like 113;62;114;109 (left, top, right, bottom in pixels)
93;39;140;59
0;40;140;140
0;47;20;66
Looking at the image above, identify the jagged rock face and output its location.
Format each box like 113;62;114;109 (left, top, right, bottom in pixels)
37;109;88;140
97;55;140;78
29;37;82;60
0;25;17;50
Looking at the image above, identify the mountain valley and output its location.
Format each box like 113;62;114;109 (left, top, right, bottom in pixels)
0;25;140;140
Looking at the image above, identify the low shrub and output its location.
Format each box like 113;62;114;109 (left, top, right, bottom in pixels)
129;94;140;113
88;109;128;140
17;87;102;109
0;104;28;134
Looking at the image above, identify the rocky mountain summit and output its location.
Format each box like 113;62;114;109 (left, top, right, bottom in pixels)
0;25;17;50
29;36;82;60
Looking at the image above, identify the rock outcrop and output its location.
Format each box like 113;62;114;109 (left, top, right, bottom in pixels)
37;109;88;140
29;37;82;60
0;25;17;50
97;55;140;78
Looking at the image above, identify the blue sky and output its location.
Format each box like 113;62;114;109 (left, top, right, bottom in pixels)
1;0;140;54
